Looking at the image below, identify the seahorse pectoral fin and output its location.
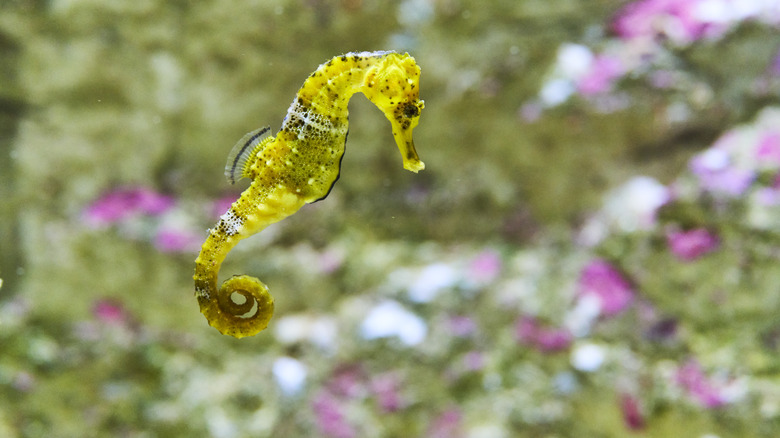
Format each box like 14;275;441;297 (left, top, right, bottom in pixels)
225;127;272;184
391;123;425;173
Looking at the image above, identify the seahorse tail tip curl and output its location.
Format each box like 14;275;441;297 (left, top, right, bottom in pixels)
199;274;275;339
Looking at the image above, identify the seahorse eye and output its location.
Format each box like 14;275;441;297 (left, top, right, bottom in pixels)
403;103;419;118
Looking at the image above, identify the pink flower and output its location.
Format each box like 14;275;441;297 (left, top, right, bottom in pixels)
771;49;780;76
92;298;129;325
620;394;645;430
461;351;485;371
154;227;203;253
612;0;723;44
577;55;625;95
577;259;635;315
468;250;502;284
370;373;404;413
518;101;543;123
755;174;780;205
535;328;573;352
311;392;355;438
11;371;35;392
666;227;719;261
515;316;572;353
756;132;780;165
317;247;346;274
448;315;477;337
84;187;174;227
326;365;366;399
675;360;727;408
516;316;539;342
649;70;677;88
211;196;236;219
429;408;463;438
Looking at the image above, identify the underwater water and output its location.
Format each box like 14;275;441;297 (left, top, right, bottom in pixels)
3;0;780;436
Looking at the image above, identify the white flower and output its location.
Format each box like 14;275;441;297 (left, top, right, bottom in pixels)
696;148;730;171
539;43;594;107
564;294;602;337
539;78;575;107
407;262;458;303
273;314;337;350
360;300;427;346
602;176;670;233
557;43;594;78
205;407;238;438
272;357;307;396
571;343;606;372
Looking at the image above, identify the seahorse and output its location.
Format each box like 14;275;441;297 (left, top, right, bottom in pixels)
193;51;425;338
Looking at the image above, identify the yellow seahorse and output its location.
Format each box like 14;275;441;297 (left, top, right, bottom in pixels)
194;51;425;338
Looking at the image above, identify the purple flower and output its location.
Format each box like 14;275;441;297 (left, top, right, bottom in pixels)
645;317;678;342
675;360;727;408
311;392;356;438
84;187;174;227
666;227;719;261
577;259;634;316
577;55;625;95
154;227;203;253
689;148;755;196
515;316;573;353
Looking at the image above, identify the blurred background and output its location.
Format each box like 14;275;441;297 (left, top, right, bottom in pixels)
3;0;780;436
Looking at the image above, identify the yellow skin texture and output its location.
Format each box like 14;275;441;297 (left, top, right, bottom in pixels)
193;51;425;338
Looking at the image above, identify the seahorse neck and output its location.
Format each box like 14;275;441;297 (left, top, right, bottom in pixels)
295;53;387;117
279;53;391;137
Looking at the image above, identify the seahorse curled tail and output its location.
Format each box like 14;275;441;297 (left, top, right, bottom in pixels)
194;183;306;338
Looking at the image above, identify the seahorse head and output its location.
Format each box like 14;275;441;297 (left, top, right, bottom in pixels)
363;52;425;173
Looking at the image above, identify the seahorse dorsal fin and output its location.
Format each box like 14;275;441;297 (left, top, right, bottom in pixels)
224;127;272;184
